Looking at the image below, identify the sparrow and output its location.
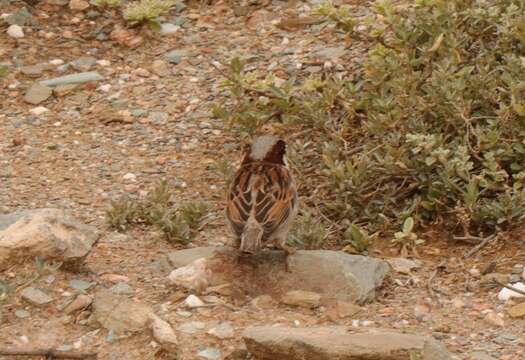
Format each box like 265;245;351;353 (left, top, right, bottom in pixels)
226;135;298;256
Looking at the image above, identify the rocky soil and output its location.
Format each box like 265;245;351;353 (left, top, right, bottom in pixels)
1;0;525;359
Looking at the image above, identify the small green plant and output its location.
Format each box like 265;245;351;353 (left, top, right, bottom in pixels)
123;0;176;28
91;0;121;7
105;196;139;231
0;65;8;78
342;224;373;254
289;212;329;249
210;158;236;187
391;217;425;257
105;181;208;243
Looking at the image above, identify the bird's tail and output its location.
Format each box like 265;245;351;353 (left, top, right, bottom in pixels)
240;218;263;254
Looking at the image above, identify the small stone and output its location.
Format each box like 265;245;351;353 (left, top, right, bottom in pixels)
15;309;30;318
452;298;465;309
98;84;111;92
6;8;33;26
198;347;221;360
20;287;53;306
316;47;346;60
24;83;52;105
184;294;205;308
498;282;525;301
165;50;189;64
109;282;134;295
483;312;505;327
507;302;525;318
99;274;130;283
511;264;523;274
123;173;136;182
177;321;206;334
96;59;111;67
176;310;192;318
63;294;92;314
69;279;94;291
29;106;49;116
86;10;100;19
160;23;180;35
281;290;321;309
469;267;481;278
20;65;45;77
134;68;150;77
69;0;90;11
509;274;521;283
40;72;104;86
50;59;64;66
149;111;169;124
71;57;97;72
150;315;178;354
208;322;235;339
7;25;24;39
151;60;170;76
327;300;362;320
53;84;78;97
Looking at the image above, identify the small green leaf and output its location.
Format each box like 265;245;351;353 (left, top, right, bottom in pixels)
403;217;414;233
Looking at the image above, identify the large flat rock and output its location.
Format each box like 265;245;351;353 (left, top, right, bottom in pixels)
0;209;99;270
168;247;389;303
243;326;453;360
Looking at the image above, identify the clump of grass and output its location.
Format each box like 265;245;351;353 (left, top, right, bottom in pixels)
106;180;208;244
289;211;329;250
123;0;176;28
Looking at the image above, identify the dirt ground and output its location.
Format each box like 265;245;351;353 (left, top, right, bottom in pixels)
1;0;525;359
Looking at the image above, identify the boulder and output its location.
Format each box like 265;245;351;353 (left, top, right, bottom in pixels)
0;209;99;270
243;326;452;360
92;290;153;333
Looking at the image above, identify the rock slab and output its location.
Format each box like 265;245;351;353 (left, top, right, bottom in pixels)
168;247;389;303
0;209;99;270
242;326;452;360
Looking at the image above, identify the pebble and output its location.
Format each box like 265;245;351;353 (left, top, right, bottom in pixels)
40;72;104;86
122;173;137;182
49;59;64;66
498;282;525;301
507;302;525;318
96;59;111;67
69;279;94;291
69;0;90;11
151;60;170;77
197;347;221;360
24;83;52;105
7;24;24;38
160;23;180;35
63;294;93;314
71;56;97;72
20;287;53;306
15;309;30;318
29;106;49;116
483;312;505;327
98;84;111;92
150;315;178;353
281;290;321;309
184;294;205;308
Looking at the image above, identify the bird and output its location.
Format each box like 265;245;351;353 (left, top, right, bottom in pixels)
226;135;298;256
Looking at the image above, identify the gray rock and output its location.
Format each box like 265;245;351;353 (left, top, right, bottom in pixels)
165;50;190;64
40;72;104;86
20;287;53;306
149;111;169;124
160;23;179;35
6;8;34;26
208;322;235;339
316;47;346;60
169;248;389;303
15;309;30;318
86;10;100;19
24;83;52;105
20;65;46;77
0;209;99;270
71;57;97;71
93;290;153;333
109;282;134;295
198;347;221;360
69;279;95;291
243;326;453;360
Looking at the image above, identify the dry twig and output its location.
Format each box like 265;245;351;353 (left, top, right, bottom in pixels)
463;234;497;259
493;279;525;297
0;348;97;359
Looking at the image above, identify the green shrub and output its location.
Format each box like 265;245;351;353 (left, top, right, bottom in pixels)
106;181;208;243
214;0;525;245
123;0;175;27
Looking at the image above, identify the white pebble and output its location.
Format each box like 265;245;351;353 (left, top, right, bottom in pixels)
498;282;525;301
7;24;24;39
184;294;205;308
50;59;64;65
122;173;136;182
98;84;111;92
29;106;49;116
97;59;111;67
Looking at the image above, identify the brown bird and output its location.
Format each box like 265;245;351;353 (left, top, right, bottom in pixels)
226;135;298;255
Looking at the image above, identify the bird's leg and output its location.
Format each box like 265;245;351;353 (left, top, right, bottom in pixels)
275;237;296;272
